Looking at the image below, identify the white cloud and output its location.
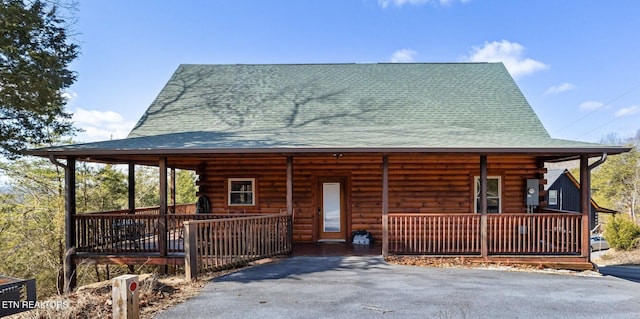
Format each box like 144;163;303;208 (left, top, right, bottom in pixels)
72;108;136;142
544;82;576;95
378;0;469;8
465;40;548;78
390;49;418;63
379;0;428;8
579;101;605;112
62;89;78;103
615;105;640;117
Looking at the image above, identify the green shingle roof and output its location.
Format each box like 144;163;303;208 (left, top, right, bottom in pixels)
28;63;629;156
130;63;552;147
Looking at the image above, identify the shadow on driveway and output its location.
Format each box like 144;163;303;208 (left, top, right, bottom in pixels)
216;256;388;283
598;265;640;283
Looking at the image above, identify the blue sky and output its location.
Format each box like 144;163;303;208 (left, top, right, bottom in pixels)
66;0;640;144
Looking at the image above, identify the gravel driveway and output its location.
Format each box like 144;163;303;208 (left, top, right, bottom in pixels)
155;256;640;319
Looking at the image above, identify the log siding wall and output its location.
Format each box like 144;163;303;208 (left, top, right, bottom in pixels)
196;154;544;243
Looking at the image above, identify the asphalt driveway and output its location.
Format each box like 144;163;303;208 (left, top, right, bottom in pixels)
155;256;640;319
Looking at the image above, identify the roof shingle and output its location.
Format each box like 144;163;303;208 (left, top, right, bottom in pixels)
130;63;553;147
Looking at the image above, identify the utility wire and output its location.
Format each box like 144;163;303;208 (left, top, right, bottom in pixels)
553;82;640;135
574;105;640;140
575;116;627;140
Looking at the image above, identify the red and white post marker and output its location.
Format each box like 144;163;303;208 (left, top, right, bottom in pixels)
112;274;140;319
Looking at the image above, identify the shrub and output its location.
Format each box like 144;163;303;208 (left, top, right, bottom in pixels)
604;214;640;250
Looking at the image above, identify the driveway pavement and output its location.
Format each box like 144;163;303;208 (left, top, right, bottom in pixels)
155;256;640;319
598;265;640;283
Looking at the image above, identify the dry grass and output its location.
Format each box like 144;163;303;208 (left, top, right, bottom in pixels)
386;256;494;268
385;255;555;271
385;256;601;277
388;248;640;275
592;248;640;266
8;267;246;319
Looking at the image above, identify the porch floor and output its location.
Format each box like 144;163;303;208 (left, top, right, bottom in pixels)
291;242;382;257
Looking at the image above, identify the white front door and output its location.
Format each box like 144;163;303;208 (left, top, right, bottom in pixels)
318;178;346;241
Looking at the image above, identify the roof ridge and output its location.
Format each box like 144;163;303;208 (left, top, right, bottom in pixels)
177;62;497;67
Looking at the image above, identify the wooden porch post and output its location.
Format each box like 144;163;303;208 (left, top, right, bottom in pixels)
480;155;488;259
286;156;293;215
64;157;77;292
127;163;136;273
286;156;294;246
184;221;198;281
580;155;590;258
382;155;389;257
170;168;176;213
159;158;168;261
128;163;135;214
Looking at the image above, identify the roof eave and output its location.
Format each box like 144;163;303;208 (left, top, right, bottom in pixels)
24;146;632;158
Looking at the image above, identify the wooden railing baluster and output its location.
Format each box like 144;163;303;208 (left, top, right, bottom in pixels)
184;213;293;280
388;213;581;256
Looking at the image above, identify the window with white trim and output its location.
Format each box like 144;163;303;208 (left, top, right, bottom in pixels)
228;178;255;206
548;189;558;206
474;176;501;213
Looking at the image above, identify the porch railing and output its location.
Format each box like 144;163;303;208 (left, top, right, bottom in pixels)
73;205;281;254
82;203;196;215
487;213;582;254
389;213;582;255
184;213;293;280
74;212;249;254
389;214;481;254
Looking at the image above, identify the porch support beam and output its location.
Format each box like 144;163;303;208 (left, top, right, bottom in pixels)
128;163;135;214
159;157;168;260
50;155;77;292
480;155;488;259
286;156;294;246
580;155;590;258
127;163;136;273
286;156;293;215
65;157;77;292
170;168;176;213
382;155;389;257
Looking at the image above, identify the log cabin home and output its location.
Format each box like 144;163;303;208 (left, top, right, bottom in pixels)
26;63;630;289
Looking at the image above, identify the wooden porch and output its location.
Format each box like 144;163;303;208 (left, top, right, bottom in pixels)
52;153;602;289
72;204;590;271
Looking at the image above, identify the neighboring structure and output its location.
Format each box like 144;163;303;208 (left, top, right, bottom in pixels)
26;63;630;289
544;168;617;230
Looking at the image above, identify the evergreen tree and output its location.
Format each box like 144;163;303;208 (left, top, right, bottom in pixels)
604;214;640;250
176;169;197;204
135;166;159;207
0;0;79;157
